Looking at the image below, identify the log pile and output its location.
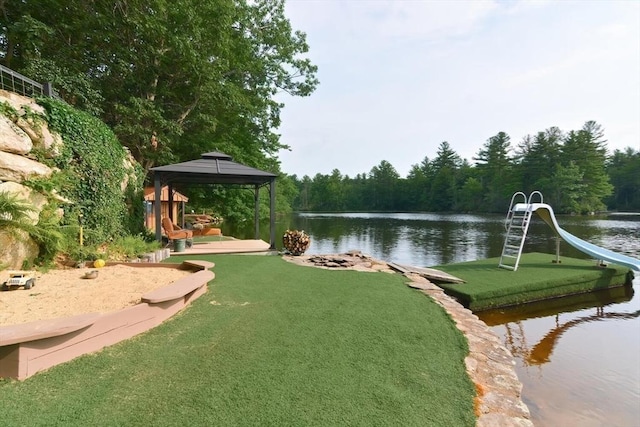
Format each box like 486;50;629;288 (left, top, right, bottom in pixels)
282;229;310;256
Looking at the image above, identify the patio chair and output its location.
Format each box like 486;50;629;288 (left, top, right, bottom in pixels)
161;217;193;247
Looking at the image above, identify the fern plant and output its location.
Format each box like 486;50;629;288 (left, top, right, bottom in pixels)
0;191;35;235
0;191;64;267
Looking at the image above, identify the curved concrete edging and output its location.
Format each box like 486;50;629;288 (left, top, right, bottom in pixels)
0;260;215;381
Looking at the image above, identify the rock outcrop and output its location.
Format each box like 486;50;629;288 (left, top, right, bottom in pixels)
0;229;39;269
0;116;33;154
16;115;63;157
0;91;63;268
1;88;143;269
0;150;54;182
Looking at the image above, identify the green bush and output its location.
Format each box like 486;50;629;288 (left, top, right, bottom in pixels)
106;235;161;260
30;202;64;266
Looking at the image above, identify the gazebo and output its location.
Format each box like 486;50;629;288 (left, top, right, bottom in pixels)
150;152;277;249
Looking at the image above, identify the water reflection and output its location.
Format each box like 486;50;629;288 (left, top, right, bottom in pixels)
292;212;507;266
225;211;639;270
527;308;639;365
478;286;636;366
478;279;640;426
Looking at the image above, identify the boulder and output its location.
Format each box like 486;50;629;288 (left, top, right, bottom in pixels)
15;116;64;157
0;229;39;270
0;89;46;115
0;115;33;155
0;151;53;182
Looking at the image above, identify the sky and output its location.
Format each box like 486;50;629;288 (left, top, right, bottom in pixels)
275;0;640;178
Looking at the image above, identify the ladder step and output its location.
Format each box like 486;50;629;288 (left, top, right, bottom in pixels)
502;193;536;271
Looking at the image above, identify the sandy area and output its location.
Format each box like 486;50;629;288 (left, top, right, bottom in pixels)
0;265;192;327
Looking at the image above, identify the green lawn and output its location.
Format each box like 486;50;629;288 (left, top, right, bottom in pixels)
435;252;632;311
0;255;476;426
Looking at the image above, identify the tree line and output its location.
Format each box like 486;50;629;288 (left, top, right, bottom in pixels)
2;2;638;219
288;121;640;214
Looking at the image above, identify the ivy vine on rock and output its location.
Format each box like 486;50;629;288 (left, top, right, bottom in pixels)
37;98;144;244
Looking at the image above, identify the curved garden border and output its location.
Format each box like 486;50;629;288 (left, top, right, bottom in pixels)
0;260;214;380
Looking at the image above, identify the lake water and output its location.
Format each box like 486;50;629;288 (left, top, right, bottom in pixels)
227;212;640;426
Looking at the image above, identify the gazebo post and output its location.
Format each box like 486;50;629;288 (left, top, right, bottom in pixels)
181;201;185;229
270;178;276;250
168;183;174;223
154;174;162;242
254;185;260;240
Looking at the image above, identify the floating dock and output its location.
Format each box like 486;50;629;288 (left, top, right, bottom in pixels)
433;252;634;311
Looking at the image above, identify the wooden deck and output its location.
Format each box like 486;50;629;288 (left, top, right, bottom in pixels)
172;239;272;255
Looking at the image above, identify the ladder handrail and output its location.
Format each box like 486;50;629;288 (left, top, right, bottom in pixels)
508;192;527;211
505;192;527;230
528;190;543;205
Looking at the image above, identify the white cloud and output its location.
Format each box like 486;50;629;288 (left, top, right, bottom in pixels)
278;0;640;177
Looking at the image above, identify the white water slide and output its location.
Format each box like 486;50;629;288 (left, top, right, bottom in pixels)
500;192;640;272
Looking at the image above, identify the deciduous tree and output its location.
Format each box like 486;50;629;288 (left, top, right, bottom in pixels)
1;0;318;221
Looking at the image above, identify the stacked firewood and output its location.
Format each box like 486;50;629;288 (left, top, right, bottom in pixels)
283;229;311;256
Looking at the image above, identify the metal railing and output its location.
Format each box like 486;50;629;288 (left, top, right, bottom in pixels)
0;64;60;100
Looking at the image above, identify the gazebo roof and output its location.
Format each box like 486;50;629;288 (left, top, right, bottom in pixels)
150;151;276;186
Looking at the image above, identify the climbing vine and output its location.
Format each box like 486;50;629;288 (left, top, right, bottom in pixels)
37;98;144;244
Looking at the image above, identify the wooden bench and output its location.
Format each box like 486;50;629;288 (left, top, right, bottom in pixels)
142;270;214;303
0;313;101;347
0;260;216;380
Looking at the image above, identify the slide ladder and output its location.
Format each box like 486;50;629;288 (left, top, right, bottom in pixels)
499;191;543;271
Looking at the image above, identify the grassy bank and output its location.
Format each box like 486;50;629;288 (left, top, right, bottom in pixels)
0;255;476;426
435;252;633;311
